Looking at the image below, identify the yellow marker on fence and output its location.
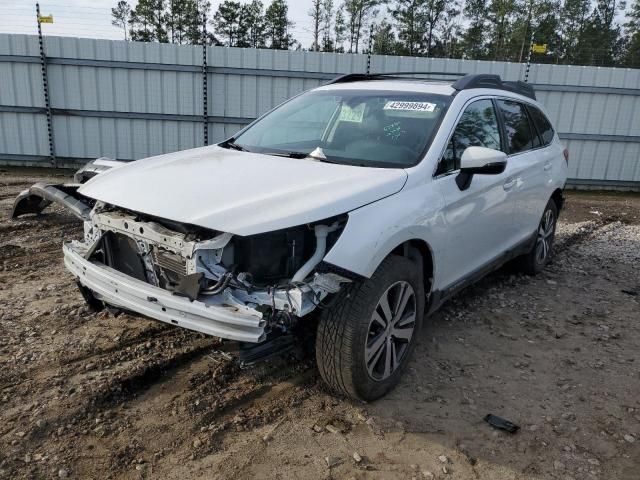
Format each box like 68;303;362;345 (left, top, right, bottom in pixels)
532;43;547;54
38;15;54;24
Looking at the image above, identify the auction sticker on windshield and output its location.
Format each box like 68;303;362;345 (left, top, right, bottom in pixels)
384;101;436;112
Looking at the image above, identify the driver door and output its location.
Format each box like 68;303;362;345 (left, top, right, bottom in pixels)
433;98;517;290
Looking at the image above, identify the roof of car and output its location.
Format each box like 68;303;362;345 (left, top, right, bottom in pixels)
317;79;457;96
319;73;537;100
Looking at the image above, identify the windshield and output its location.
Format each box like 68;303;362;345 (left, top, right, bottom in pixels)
228;89;450;168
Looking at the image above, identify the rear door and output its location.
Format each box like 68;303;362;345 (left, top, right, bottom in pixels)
495;99;549;243
434;98;517;289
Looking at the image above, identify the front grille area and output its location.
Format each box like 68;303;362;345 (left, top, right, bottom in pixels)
152;246;188;276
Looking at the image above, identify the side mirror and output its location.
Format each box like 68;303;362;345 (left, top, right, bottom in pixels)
456;146;507;190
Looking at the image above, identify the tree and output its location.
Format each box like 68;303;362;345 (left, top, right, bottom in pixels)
321;0;335;51
333;9;347;51
184;0;212;45
343;0;380;53
166;0;193;44
461;0;488;59
437;0;462;58
372;19;401;54
579;0;625;66
265;0;294;49
487;0;516;60
309;0;324;51
244;0;267;48
130;0;168;42
389;0;425;56
422;0;448;56
212;1;245;47
559;0;591;63
112;0;132;41
624;0;640;65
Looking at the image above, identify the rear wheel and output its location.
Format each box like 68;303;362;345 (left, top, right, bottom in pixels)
517;199;558;275
315;255;424;401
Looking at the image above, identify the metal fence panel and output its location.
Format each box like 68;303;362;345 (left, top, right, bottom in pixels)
0;33;638;186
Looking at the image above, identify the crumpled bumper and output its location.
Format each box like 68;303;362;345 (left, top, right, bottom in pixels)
63;242;266;342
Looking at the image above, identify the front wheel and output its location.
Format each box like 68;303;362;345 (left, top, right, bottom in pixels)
315;255;424;401
517;199;558;275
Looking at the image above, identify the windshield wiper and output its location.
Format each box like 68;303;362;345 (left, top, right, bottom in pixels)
221;138;249;152
266;147;339;163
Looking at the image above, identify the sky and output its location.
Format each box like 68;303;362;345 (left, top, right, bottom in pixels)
0;0;318;47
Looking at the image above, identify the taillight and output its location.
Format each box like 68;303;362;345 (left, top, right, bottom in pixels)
563;148;569;164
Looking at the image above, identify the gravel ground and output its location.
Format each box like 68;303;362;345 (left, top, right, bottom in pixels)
1;168;639;480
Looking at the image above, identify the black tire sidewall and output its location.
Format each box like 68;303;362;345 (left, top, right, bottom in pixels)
348;256;425;400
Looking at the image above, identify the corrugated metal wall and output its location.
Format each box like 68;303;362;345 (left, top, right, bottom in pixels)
1;33;639;187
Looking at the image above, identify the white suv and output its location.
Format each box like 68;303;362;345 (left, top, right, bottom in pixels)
33;73;568;400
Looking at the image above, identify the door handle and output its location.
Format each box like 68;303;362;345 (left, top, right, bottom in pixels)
503;178;517;191
543;161;552;171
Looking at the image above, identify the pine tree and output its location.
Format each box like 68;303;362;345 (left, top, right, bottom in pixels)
265;0;294;49
166;0;192;44
111;0;132;41
321;0;335;51
624;0;640;65
372;19;401;54
559;0;590;63
437;0;462;58
344;0;380;53
184;0;211;45
389;0;425;56
579;0;624;66
309;0;324;51
244;0;267;48
212;1;244;47
461;0;488;59
334;9;347;51
130;0;168;42
487;0;516;60
423;0;448;56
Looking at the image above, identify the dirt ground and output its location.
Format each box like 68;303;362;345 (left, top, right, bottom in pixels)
1;168;639;480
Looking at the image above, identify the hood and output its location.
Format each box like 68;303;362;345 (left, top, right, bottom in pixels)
79;145;407;236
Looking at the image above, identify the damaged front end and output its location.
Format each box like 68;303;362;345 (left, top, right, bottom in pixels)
64;203;352;343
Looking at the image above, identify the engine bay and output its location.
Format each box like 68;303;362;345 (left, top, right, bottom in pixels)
70;202;352;334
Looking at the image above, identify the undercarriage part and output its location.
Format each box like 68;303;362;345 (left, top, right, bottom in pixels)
238;330;299;368
11;183;92;220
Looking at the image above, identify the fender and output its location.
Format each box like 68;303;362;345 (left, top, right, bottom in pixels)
323;179;448;289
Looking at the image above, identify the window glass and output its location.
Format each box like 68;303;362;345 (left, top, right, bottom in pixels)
497;100;538;154
527;105;555;145
436;99;501;175
233;90;450;168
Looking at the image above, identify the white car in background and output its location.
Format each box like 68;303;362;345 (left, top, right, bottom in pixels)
14;73;568;401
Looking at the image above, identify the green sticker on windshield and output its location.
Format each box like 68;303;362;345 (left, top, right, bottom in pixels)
339;103;365;123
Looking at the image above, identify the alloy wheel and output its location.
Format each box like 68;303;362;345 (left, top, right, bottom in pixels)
365;281;416;381
536;208;555;264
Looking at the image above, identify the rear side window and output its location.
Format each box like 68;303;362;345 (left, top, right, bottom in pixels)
436;99;501;175
527;106;555;145
496;100;538;154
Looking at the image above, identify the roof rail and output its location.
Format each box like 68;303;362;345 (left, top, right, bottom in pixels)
452;74;536;100
326;71;467;85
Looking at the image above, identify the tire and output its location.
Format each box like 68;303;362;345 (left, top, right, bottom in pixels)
516;198;558;275
316;255;425;401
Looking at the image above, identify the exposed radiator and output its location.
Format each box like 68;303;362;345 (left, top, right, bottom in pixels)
152;246;188;276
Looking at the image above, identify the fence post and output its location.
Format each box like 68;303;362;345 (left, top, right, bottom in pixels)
523;29;535;83
36;2;56;167
366;24;374;75
201;12;209;146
